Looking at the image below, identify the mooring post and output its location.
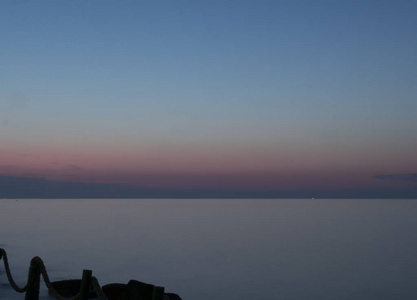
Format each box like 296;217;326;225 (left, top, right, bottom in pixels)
25;257;41;300
79;269;93;300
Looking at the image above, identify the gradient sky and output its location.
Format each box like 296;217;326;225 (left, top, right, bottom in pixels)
1;1;417;196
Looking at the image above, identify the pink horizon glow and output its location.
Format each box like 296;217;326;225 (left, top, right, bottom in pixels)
1;142;415;190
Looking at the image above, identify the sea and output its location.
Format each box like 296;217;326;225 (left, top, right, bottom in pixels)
1;198;417;300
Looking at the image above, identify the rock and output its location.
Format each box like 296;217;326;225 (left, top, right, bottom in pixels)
101;282;182;300
165;293;183;300
102;283;126;300
50;279;96;298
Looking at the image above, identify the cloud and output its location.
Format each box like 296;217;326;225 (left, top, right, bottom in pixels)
1;174;417;199
0;165;20;172
374;173;417;182
66;164;83;170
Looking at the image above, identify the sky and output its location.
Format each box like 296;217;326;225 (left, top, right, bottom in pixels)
1;0;417;198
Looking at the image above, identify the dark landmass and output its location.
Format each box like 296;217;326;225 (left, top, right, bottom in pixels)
0;175;416;199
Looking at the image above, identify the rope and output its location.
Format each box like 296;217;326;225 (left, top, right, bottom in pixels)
0;248;27;293
35;256;80;300
0;248;109;300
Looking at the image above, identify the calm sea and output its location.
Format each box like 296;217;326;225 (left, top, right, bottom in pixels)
1;198;417;300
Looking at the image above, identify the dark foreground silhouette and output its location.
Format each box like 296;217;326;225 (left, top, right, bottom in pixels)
0;248;182;300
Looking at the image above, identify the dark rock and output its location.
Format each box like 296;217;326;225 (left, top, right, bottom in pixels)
165;293;183;300
102;283;126;300
50;279;96;298
102;282;182;300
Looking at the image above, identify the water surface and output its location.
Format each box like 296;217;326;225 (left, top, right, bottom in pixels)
1;199;417;299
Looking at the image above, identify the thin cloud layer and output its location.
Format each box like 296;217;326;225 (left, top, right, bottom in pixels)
374;173;417;183
1;175;416;199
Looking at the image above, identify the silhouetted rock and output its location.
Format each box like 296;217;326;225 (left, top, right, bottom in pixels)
165;293;183;300
102;283;126;299
102;282;182;300
50;279;96;298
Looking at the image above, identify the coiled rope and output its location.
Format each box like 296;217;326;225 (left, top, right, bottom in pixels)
35;256;80;300
0;248;108;300
0;248;27;293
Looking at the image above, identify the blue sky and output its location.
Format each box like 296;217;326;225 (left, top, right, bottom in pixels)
1;1;416;197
